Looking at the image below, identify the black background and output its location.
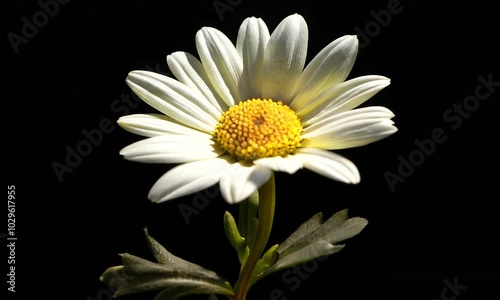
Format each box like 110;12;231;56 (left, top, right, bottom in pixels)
4;0;499;299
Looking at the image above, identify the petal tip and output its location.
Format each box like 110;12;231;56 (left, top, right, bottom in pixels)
351;174;361;184
286;13;306;24
148;189;170;203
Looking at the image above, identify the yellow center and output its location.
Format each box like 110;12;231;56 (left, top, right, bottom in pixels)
214;98;302;161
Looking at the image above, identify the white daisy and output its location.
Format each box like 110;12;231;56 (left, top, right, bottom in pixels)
118;13;397;204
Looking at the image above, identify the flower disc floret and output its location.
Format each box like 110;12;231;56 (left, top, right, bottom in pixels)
214;98;302;161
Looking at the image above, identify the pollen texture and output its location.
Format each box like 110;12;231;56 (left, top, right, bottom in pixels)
214;98;302;161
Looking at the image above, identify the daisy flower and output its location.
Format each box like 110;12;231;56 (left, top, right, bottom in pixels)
118;13;397;204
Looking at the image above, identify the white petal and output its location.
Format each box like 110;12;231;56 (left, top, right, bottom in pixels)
120;135;222;164
118;114;211;138
302;106;397;149
262;14;308;104
219;161;272;204
294;148;360;184
300;75;391;125
126;71;218;133
148;158;229;202
236;17;270;100
291;35;358;110
253;155;303;174
167;51;228;114
196;27;243;107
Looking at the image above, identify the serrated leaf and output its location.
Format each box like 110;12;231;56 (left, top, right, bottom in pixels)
271;241;343;272
276;212;323;254
144;228;207;271
252;209;368;282
278;209;367;258
324;216;368;245
100;253;233;299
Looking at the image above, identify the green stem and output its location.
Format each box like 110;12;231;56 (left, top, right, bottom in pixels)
233;172;275;300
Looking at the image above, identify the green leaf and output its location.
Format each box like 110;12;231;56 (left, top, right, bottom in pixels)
276;212;323;254
101;253;234;299
153;280;232;300
270;241;344;272
101;231;234;299
143;228;208;271
278;209;367;258
252;209;368;282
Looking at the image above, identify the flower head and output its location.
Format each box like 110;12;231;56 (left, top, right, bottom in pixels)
119;14;397;204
